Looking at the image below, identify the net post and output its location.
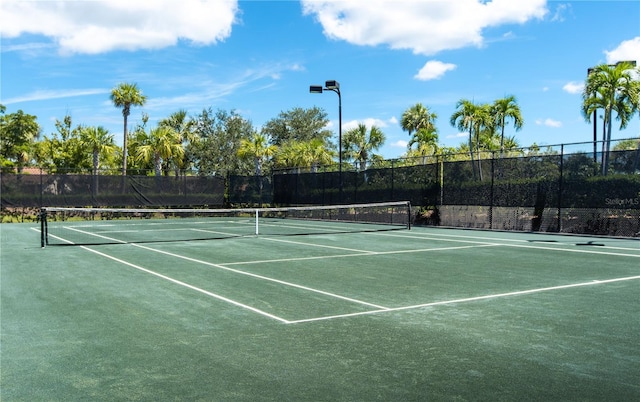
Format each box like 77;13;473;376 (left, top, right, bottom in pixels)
255;209;259;236
40;208;48;248
406;201;412;230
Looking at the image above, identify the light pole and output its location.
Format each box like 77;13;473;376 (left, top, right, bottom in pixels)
586;67;598;163
310;80;342;202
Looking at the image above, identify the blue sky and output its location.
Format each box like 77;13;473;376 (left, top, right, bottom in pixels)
1;0;639;159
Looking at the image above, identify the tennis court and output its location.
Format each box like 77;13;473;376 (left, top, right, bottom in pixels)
2;207;639;400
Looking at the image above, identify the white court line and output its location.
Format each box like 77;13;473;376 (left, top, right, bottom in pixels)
218;236;499;266
64;226;128;243
287;274;640;324
131;243;389;310
414;231;640;251
223;252;369;266
221;244;497;266
377;229;640;252
80;246;291;324
501;242;640;257
260;236;376;254
66;223;245;240
51;226;388;310
41;227;639;325
37;229;76;245
32;227;290;323
190;228;245;237
57;227;501;311
375;232;640;258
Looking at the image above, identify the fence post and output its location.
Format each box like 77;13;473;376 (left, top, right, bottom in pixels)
439;155;444;208
391;159;395;201
557;144;564;232
183;173;187;205
39;168;43;208
489;153;495;229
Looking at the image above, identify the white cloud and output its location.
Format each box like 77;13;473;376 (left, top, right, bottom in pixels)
535;118;562;128
290;63;306;72
342;120;360;131
550;3;571;22
3;88;110;104
144;63;298;110
301;0;547;55
605;36;640;66
563;81;583;94
0;0;239;54
392;140;408;148
0;42;54;53
415;60;457;81
446;132;468;140
343;118;390;131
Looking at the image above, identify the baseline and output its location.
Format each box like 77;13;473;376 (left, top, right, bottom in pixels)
375;232;640;258
287;274;640;324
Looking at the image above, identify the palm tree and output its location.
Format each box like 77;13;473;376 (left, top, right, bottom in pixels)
501;135;522;157
342;123;386;171
274;141;302;171
237;132;277;176
407;126;439;163
633;73;640;172
491;95;523;156
306;138;334;172
400;103;437;137
159;110;197;175
79;125;115;195
450;99;476;166
450;99;492;180
136;126;184;177
274;139;334;172
110;83;147;176
79;126;115;175
582;62;639;174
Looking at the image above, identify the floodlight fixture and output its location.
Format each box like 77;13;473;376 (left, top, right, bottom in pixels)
617;60;636;67
325;80;340;90
309;85;324;94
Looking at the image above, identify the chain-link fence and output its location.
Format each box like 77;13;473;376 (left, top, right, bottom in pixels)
1;170;225;208
272;140;640;237
2;140;639;236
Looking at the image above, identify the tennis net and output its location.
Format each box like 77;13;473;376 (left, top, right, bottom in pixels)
39;201;411;247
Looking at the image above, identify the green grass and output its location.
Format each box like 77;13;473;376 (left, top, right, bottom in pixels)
2;222;639;401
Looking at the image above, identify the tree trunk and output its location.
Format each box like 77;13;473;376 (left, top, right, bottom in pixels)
93;150;99;197
603;111;613;175
255;157;261;177
499;119;505;157
633;137;640;172
155;155;162;177
122;114;128;177
476;132;483;181
468;130;476;180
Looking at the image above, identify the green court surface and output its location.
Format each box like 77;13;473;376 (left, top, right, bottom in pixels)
1;221;639;401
